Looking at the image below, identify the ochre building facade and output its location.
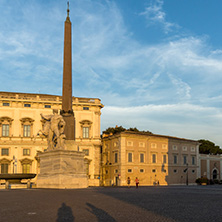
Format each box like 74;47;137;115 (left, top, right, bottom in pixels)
0;91;103;186
102;131;200;186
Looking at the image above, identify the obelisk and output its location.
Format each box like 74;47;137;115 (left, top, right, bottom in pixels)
61;1;75;140
36;2;88;188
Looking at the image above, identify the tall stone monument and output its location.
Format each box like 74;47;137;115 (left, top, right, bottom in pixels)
60;1;75;142
36;2;88;189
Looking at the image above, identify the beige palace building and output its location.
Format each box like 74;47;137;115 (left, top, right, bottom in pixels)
0;91;103;186
102;131;200;186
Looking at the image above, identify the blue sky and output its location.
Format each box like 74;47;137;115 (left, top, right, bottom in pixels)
0;0;222;147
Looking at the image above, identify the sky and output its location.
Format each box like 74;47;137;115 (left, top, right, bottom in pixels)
0;0;222;147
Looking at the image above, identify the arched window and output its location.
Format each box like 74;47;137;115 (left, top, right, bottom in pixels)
0;116;13;137
20;117;34;137
212;169;218;180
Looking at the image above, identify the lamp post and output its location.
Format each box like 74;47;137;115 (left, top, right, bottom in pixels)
109;162;112;186
13;155;16;173
186;163;189;186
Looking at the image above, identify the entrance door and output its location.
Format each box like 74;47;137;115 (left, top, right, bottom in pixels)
213;169;218;180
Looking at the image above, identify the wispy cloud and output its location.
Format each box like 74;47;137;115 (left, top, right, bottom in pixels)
168;73;191;100
139;0;179;33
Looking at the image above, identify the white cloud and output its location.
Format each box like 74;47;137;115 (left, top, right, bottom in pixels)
83;35;222;107
168;73;191;100
2;0;221;107
139;0;179;33
101;103;222;146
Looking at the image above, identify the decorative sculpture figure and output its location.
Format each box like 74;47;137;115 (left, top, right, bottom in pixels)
38;109;66;150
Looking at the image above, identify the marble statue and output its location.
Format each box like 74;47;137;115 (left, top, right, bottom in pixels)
38;109;66;150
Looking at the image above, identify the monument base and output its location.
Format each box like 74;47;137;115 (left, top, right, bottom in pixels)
36;149;88;189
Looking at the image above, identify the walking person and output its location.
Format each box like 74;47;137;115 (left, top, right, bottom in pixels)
135;177;139;188
127;177;131;188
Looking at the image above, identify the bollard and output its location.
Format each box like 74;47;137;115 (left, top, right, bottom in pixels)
5;181;10;189
27;180;31;189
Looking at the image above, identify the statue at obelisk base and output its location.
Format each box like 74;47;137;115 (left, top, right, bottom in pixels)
38;109;66;150
36;110;88;189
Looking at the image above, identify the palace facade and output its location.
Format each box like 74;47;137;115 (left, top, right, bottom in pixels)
0;91;103;186
102;131;200;186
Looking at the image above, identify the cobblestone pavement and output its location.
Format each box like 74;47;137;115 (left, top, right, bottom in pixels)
0;185;222;222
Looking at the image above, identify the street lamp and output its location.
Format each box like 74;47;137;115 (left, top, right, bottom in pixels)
186;163;189;186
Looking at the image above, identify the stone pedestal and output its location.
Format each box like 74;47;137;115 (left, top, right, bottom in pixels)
36;150;88;189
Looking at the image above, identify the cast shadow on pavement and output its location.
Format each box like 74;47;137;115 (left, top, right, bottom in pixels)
56;202;75;222
86;202;116;222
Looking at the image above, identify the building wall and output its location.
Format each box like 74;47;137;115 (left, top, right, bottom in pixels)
0;92;103;186
199;154;222;181
102;131;199;186
167;139;199;185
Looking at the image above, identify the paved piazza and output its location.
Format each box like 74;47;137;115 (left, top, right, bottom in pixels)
0;186;222;222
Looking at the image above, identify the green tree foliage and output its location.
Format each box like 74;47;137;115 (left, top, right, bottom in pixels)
102;126;126;135
140;130;153;134
198;139;222;154
127;127;139;132
102;126;152;136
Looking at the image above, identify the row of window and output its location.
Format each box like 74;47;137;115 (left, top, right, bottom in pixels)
1;148;30;156
2;102;52;108
1;147;90;157
113;152;166;164
1;163;31;174
172;145;196;152
126;168;196;174
1;123;31;137
113;152;196;165
173;169;196;174
109;168;196;174
110;142;196;152
1;124;90;138
173;155;196;165
2;102;90;111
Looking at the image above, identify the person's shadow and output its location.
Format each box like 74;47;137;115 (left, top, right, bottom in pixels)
86;202;116;222
56;202;75;222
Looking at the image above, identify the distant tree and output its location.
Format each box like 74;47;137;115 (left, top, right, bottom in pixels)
141;130;153;134
127;127;153;134
102;126;152;136
198;139;222;155
102;126;126;135
127;127;139;132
